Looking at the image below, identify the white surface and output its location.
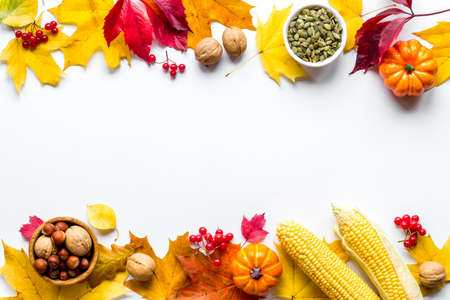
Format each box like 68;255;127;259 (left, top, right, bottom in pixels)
0;0;450;298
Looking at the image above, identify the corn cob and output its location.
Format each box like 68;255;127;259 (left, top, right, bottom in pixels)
276;221;380;300
333;207;423;300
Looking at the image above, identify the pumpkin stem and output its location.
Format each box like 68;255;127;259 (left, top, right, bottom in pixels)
404;64;415;73
250;267;263;280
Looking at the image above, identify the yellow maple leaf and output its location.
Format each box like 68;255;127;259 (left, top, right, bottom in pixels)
125;232;195;300
88;243;136;287
328;0;363;52
415;22;450;86
0;242;90;300
182;0;255;49
274;240;349;300
407;235;450;296
0;18;68;94
0;0;37;27
49;0;130;69
256;6;308;84
80;272;129;300
87;204;117;231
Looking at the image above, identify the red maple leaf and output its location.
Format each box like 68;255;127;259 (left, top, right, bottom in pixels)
392;0;412;9
174;244;259;300
350;8;412;74
19;216;43;240
104;0;189;63
241;213;269;243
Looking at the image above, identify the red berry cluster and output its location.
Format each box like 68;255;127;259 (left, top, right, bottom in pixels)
189;227;234;267
15;21;59;50
394;214;427;248
148;50;186;79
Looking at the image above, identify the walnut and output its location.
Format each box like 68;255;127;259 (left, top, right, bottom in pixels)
222;27;247;58
419;261;446;288
65;226;92;256
195;37;223;65
127;253;156;281
34;236;56;259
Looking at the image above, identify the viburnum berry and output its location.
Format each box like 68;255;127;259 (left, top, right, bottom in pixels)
214;234;224;244
403;240;411;248
419;228;427;236
51;27;59;34
170;63;177;71
400;221;409;230
50;21;57;28
41;35;48;43
162;63;169;71
410;221;418;230
216;229;223;235
149;54;156;63
204;233;213;242
22;41;30;49
15;31;22;38
36;36;42;44
409;235;417;245
22;33;30;41
170;70;177;78
30;42;37;49
205;242;215;251
411;215;419;222
225;233;234;242
199;227;207;235
394;217;402;225
45;23;52;30
213;258;222;266
189;235;197;243
402;214;410;223
30;35;37;43
179;64;186;72
36;30;43;38
218;242;228;251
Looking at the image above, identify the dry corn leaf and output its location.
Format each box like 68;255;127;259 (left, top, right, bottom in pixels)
0;15;68;94
407;235;450;296
87;204;117;230
88;243;136;287
182;0;255;49
328;0;363;52
414;22;450;86
0;0;37;27
49;0;130;70
274;240;349;300
125;232;194;300
256;6;308;84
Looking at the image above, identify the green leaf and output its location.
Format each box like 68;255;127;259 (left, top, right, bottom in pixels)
0;0;37;27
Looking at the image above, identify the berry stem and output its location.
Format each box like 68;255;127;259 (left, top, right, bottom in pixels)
412;8;450;17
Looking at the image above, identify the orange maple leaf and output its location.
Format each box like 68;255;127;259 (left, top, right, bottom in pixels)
181;0;255;49
173;243;259;300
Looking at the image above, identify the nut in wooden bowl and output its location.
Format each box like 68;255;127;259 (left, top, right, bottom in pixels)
29;217;99;286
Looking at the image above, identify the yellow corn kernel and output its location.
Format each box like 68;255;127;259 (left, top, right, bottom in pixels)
333;207;423;300
277;221;380;300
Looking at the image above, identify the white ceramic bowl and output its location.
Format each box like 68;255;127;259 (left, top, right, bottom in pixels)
283;2;347;68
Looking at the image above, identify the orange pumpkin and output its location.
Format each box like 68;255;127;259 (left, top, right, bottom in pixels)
379;39;438;97
231;244;282;296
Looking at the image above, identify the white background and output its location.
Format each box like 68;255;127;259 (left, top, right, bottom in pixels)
0;0;449;298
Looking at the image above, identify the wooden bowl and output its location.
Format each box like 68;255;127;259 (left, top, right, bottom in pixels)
29;217;99;286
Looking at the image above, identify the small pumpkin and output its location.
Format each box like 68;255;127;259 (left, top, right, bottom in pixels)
231;244;282;296
379;39;438;97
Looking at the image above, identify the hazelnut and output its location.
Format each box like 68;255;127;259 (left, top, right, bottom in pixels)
222;27;247;58
52;230;65;246
48;269;60;279
59;271;69;281
42;222;56;236
195;37;223;65
66;256;80;270
127;253;156;281
34;236;56;259
33;258;48;274
55;221;69;232
68;268;80;278
80;258;90;270
59;262;67;270
419;261;446;288
58;248;69;261
48;255;60;269
65;226;92;256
